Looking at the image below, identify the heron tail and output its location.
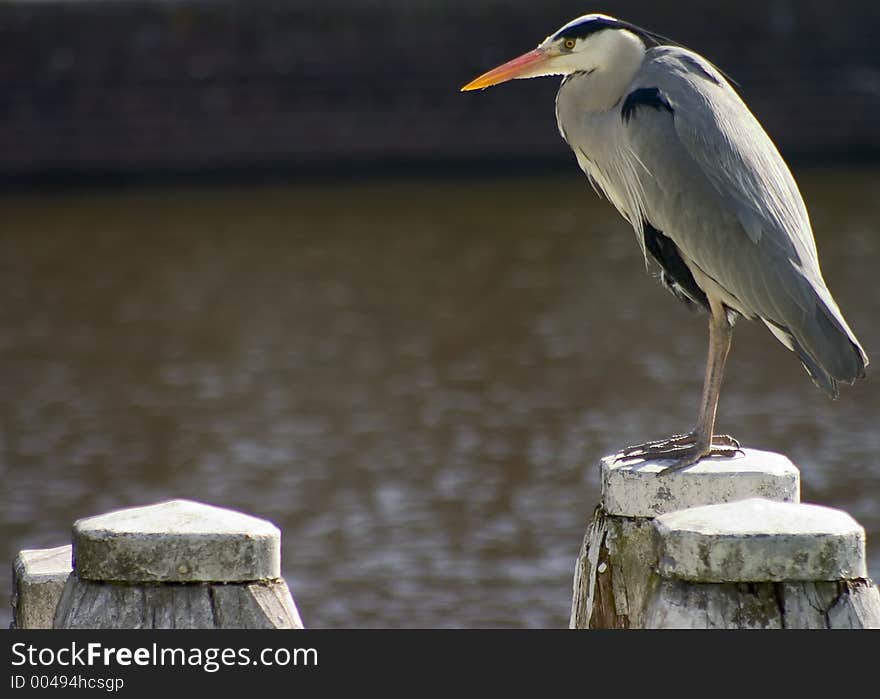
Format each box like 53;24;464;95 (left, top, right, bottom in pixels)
788;288;868;399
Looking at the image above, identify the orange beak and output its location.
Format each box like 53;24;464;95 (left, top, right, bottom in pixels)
460;49;550;91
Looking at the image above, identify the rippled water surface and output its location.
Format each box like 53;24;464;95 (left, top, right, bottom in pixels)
2;169;878;627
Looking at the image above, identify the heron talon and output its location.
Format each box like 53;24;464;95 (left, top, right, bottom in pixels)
712;434;741;449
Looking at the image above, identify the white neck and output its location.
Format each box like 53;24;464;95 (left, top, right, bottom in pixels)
562;29;647;112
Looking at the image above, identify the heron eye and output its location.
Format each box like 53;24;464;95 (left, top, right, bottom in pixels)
563;39;576;50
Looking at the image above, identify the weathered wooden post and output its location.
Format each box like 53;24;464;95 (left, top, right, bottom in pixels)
44;499;303;629
647;498;880;628
570;448;800;628
11;545;73;629
570;449;880;628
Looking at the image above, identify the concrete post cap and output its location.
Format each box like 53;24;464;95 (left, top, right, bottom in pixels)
72;499;281;583
15;545;72;582
654;498;867;582
601;448;800;517
12;546;73;629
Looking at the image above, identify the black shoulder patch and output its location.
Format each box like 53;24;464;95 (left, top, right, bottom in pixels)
621;87;673;123
642;223;709;312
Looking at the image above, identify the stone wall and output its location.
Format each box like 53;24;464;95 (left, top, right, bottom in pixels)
0;0;877;178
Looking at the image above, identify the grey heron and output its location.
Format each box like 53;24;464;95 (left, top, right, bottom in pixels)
462;13;868;472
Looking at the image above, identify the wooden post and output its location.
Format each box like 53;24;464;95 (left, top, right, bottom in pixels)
11;545;72;629
570;448;800;628
50;499;303;629
646;498;880;628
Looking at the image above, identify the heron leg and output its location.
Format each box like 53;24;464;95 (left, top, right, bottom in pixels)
614;298;742;472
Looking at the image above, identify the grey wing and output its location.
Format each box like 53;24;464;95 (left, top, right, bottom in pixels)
621;47;867;395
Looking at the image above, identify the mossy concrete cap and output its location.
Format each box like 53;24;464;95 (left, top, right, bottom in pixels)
654;498;867;582
72;499;281;583
601;448;800;518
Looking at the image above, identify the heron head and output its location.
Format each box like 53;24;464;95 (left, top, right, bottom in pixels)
461;14;654;91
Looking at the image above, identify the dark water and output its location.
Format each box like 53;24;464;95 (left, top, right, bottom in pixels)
2;169;878;628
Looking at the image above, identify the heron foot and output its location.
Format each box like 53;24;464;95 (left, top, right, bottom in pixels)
654;443;743;475
614;433;743;473
616;433;740;460
617;433;694;456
